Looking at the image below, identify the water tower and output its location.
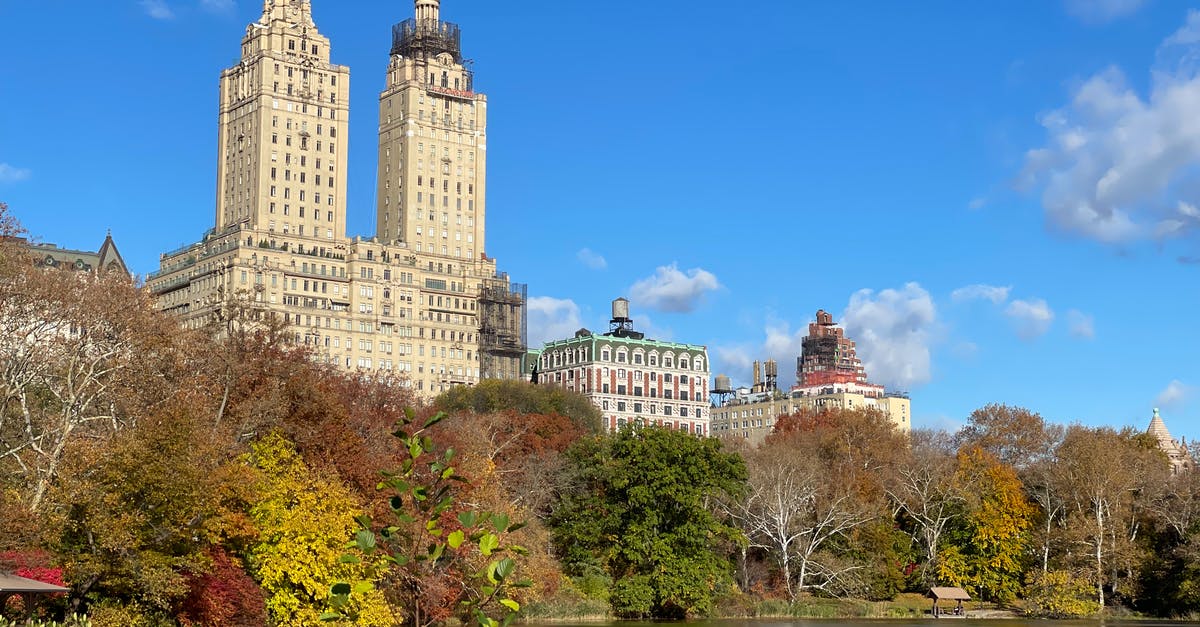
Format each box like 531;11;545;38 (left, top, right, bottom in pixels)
607;297;644;339
711;374;734;406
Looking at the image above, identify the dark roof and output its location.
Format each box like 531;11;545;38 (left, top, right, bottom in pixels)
0;572;69;594
27;231;130;277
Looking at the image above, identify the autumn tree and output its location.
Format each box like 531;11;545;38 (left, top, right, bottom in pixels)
937;446;1035;603
435;380;602;435
328;410;534;627
727;413;885;599
553;425;745;618
246;432;394;626
1050;425;1168;609
0;253;183;512
49;399;256;620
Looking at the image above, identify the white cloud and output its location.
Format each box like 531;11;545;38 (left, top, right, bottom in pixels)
968;197;987;211
712;316;804;389
713;345;756;383
1156;380;1194;409
0;163;31;184
1063;0;1146;24
526;296;582;347
141;0;175;19
1019;13;1200;249
1005;298;1055;340
951;283;1011;305
576;248;607;270
1067;309;1096;339
628;263;720;313
841;282;938;391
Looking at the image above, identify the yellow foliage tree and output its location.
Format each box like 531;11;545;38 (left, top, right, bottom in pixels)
937;446;1035;603
247;433;395;626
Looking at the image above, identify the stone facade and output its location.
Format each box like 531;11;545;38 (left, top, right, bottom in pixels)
710;384;910;446
711;309;911;445
1147;408;1192;475
148;0;526;395
528;300;711;435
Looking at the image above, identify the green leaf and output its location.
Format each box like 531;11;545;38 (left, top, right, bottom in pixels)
507;521;527;533
508;544;529;556
499;598;520;612
423;411;447;428
479;533;500;556
458;511;478;528
355;530;377;552
339;554;361;564
330;582;352;596
448;529;466;549
353;582;375;595
493;513;510;533
494;557;516;581
430;542;446;562
319;612;345;622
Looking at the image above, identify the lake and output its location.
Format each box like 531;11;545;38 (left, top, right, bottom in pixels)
530;614;1195;619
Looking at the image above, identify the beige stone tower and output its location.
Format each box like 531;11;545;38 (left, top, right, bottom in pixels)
375;0;487;260
151;0;527;397
215;0;350;241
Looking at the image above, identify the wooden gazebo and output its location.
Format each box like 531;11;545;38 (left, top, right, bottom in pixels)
928;586;970;618
0;572;69;623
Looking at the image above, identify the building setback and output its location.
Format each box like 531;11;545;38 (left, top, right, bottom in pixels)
528;299;711;435
148;0;526;394
710;309;910;445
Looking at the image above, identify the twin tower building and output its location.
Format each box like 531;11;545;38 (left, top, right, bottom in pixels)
149;0;527;395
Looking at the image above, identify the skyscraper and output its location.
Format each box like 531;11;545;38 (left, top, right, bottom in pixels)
375;0;487;258
214;0;350;240
149;0;526;395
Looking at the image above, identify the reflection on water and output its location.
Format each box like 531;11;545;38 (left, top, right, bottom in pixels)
530;614;1195;619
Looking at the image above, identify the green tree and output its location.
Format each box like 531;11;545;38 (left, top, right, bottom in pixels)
553;425;746;618
434;380;602;435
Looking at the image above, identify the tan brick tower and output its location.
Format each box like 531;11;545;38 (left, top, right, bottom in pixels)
214;0;350;241
375;0;487;261
150;0;527;396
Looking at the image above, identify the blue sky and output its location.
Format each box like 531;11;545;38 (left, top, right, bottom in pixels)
1;0;1197;440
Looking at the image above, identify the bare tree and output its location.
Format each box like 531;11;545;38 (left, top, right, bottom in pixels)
727;433;876;599
887;429;962;584
1050;425;1167;608
0;262;174;512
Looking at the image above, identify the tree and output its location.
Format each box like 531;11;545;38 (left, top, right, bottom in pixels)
887;430;963;586
327;410;532;627
957;404;1055;470
246;433;394;627
937;446;1035;603
50;399;256;619
727;426;878;599
1050;425;1167;609
553;425;745;618
434;380;602;435
0;254;183;512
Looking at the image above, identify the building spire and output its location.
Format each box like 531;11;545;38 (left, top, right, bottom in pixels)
415;0;440;23
260;0;314;25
